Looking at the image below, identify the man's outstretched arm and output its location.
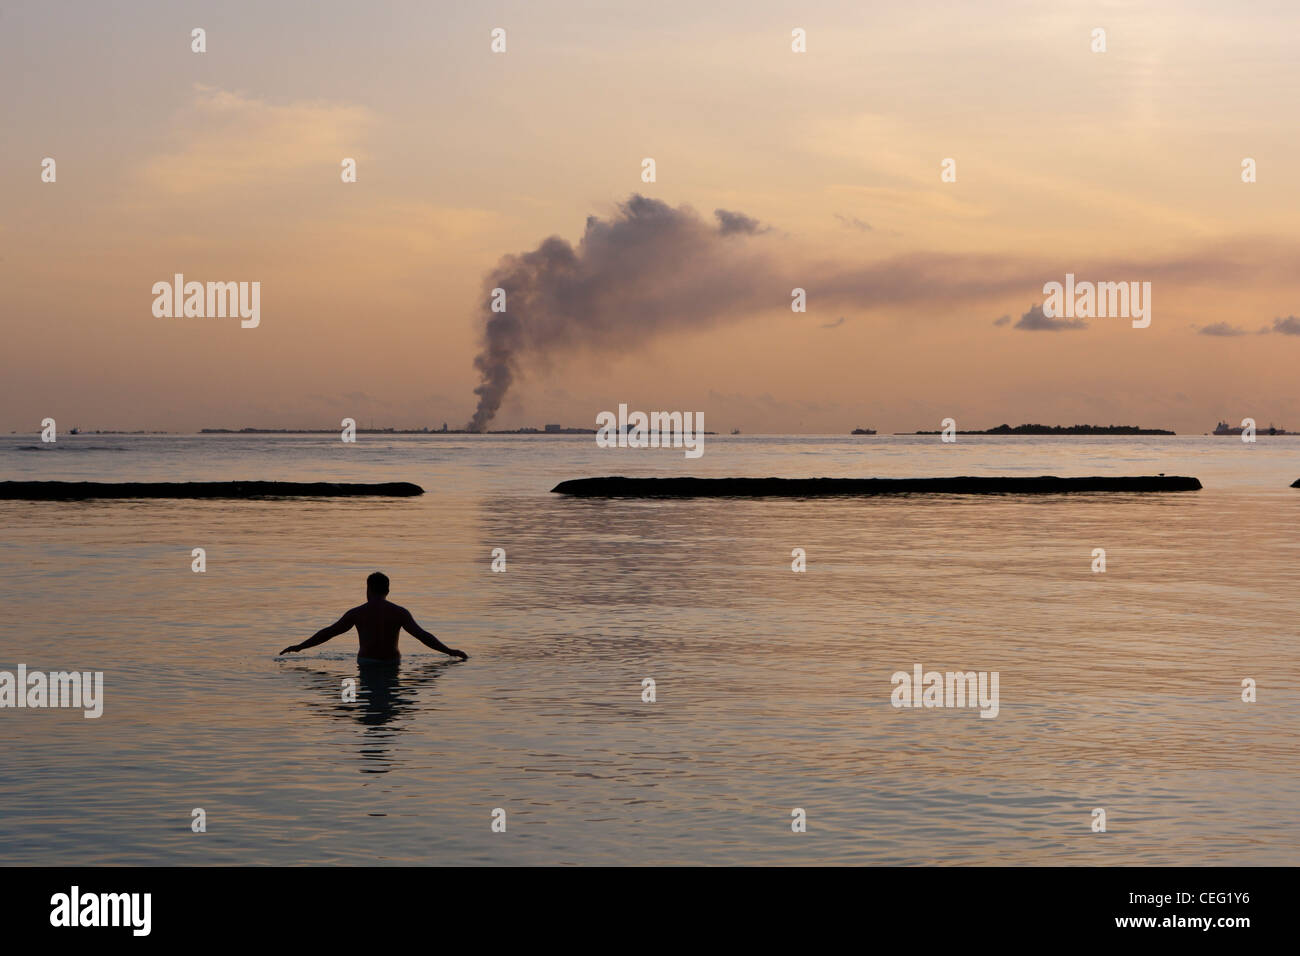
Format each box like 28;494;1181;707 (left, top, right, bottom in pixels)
281;611;355;655
401;610;468;660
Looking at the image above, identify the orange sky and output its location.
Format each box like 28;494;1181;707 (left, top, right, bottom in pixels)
2;0;1298;433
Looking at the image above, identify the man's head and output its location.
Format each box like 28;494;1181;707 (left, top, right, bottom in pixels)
366;571;390;599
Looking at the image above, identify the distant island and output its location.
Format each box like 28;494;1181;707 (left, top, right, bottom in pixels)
902;424;1176;435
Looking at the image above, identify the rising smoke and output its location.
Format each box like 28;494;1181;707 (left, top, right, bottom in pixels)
465;195;776;431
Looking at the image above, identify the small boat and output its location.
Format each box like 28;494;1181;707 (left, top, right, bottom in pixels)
730;428;741;435
851;427;877;435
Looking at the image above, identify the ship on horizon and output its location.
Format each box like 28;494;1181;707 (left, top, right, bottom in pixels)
1213;421;1291;436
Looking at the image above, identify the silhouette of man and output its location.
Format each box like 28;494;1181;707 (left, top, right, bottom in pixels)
280;572;468;662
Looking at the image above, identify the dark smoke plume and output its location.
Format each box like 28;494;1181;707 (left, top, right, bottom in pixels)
466;195;777;431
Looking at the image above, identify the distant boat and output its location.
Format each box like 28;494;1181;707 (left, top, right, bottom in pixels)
1214;421;1290;436
851;427;877;435
730;428;741;435
69;427;80;435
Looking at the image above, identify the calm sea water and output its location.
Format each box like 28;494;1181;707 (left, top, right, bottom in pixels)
1;433;1296;865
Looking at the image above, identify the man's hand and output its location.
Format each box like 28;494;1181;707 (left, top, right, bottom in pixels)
400;609;467;660
281;613;354;657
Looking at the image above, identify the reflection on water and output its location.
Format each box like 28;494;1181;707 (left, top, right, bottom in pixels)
282;658;454;775
0;434;1297;864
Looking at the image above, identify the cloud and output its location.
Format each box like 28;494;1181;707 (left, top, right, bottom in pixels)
834;214;873;232
714;209;767;235
1270;315;1300;335
1013;304;1087;331
1198;322;1247;336
821;316;847;329
992;314;1011;326
140;85;374;195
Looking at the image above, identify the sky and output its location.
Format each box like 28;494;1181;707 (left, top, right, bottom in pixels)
2;0;1299;434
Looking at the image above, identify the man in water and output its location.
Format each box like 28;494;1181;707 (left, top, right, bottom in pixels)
280;572;468;662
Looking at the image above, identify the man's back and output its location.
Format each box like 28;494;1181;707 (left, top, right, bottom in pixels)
349;598;409;661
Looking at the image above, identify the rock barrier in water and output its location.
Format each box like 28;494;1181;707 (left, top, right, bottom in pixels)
551;476;1202;497
0;481;425;500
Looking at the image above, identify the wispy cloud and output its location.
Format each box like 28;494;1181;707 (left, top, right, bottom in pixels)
140;85;374;195
834;213;873;232
1198;322;1247;336
1013;304;1087;331
715;209;768;235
